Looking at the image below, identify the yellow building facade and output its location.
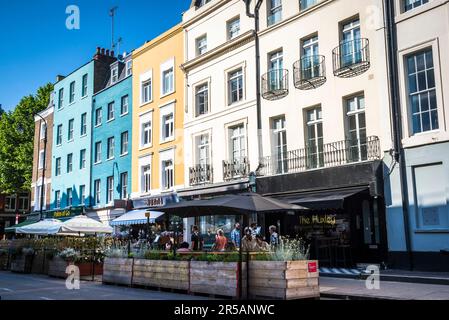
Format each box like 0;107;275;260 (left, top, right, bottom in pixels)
131;25;184;203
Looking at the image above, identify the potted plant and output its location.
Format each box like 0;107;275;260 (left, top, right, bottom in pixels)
249;238;319;300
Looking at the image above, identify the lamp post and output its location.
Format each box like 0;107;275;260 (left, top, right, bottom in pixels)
35;113;47;221
244;0;264;173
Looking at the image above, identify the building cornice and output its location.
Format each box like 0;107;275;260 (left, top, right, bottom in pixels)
183;0;233;28
35;106;54;122
181;30;255;73
132;24;183;59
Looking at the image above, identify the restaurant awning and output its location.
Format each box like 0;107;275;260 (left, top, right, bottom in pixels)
110;209;165;226
4;220;38;233
59;215;113;234
273;187;369;210
16;219;63;235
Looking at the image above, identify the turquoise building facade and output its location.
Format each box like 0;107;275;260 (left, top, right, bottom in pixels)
50;49;116;214
90;55;133;223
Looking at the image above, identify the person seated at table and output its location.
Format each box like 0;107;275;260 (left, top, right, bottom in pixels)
213;229;228;252
250;223;261;237
242;227;258;252
177;242;191;253
255;234;270;252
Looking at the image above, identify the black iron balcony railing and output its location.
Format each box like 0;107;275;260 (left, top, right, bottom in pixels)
189;164;213;186
262;69;289;101
332;38;370;78
260;136;380;176
293;55;326;90
223;157;250;181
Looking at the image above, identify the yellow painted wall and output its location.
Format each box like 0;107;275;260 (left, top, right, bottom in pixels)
131;25;184;195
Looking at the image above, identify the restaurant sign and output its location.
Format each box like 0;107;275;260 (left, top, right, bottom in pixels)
45;207;84;219
299;214;337;226
132;193;179;210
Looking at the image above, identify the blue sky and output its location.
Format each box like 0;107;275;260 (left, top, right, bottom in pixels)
0;0;190;111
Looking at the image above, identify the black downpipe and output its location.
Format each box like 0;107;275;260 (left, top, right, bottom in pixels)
384;0;413;270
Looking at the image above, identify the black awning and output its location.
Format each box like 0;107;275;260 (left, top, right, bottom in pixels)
273;187;369;210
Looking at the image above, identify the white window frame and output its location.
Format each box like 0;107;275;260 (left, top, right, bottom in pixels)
34;185;45;211
95;141;102;164
140;70;153;106
18;196;29;211
194;132;211;167
196;35;208;56
194;81;210;117
38;150;45;169
160;58;175;97
94;180;101;205
139;154;152;195
126;60;133;77
271;116;288;173
107;137;115;160
160;148;175;191
79;185;86;205
139;111;153;149
227;122;247;162
95;108;102;127
67;188;73;207
55;191;61;209
5;195;16;212
69;81;75;104
107;176;114;204
40;122;46;140
227;67;244;105
107;102;115;122
67;153;73;173
227;17;240;40
82;74;88;97
56;124;63;146
160;102;175;143
121;131;129;156
81;113;87;136
55;157;61;176
121;95;129;116
120;172;128;199
68;119;74;141
111;66;119;84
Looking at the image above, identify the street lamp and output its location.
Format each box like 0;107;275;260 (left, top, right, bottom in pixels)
34;113;47;221
243;0;264;173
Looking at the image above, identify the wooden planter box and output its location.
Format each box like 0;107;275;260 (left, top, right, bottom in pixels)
48;257;103;278
132;259;190;290
190;261;247;298
103;257;133;286
31;251;49;275
249;260;319;300
10;255;34;274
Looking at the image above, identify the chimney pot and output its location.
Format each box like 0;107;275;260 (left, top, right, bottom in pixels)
101;48;105;55
106;49;110;56
111;50;115;57
96;47;101;54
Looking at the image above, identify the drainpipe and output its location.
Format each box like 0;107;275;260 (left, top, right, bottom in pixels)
244;0;264;174
384;0;413;270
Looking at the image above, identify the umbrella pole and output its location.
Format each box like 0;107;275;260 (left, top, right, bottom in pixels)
238;214;243;300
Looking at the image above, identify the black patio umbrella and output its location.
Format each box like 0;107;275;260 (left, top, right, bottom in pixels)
158;193;306;218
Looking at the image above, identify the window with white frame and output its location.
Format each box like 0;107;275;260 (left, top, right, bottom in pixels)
268;0;282;26
67;153;73;173
95;108;102;126
94;180;101;205
346;95;367;162
404;0;429;12
121;131;129;155
142;165;151;193
40;122;46;140
107;137;115;160
55;191;61;208
268;50;284;91
18;196;29;211
227;17;240;40
58;88;64;109
69;81;75;104
68;119;74;141
228;68;244;105
81;113;87;136
406;49;438;134
228;124;246;162
121;95;129;115
107;102;115;121
107;176;114;203
341;18;362;67
305;107;324;169
141;79;152;104
196;134;210;167
161;103;175;142
195;83;209;117
67;188;73;207
35;186;44;210
162;159;174;190
140;112;153;148
126;60;132;77
79;185;85;205
55;158;61;176
271;116;287;174
5;196;16;211
120;172;128;199
39;150;45;169
111;66;119;84
301;35;320;79
196;35;208;56
161;60;175;96
82;74;88;97
56;124;63;145
95;141;102;163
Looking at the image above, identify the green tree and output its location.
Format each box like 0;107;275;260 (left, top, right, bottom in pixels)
0;83;53;193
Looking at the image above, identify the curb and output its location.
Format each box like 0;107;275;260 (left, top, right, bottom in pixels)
320;272;449;286
320;292;402;301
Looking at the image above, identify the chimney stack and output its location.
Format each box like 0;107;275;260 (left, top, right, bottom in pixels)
56;75;66;82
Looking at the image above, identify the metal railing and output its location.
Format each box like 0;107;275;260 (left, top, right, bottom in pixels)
223;157;250;181
189;164;213;186
332;38;370;78
293;55;326;90
262;69;289;101
260;136;380;176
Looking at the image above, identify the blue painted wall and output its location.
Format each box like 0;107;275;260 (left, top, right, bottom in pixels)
51;62;94;209
91;76;132;208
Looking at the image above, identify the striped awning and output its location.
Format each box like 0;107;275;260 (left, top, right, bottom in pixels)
110;210;164;226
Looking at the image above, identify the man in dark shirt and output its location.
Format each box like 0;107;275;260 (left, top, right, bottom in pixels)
191;225;204;251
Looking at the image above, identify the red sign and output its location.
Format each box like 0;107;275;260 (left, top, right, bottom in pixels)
308;262;318;273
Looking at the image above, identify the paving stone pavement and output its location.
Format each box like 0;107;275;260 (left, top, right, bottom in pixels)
320;276;449;300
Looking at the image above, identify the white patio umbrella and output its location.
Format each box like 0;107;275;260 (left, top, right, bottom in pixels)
16;219;63;235
59;215;113;235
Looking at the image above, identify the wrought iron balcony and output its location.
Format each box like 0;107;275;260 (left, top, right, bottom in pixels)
332;38;370;78
293;55;326;90
260;136;380;176
262;69;289;101
189;164;213;186
223;157;250;181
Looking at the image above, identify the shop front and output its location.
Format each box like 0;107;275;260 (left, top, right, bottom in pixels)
257;160;388;268
44;206;85;221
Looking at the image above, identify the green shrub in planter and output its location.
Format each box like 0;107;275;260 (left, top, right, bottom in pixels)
58;248;80;263
0;248;7;257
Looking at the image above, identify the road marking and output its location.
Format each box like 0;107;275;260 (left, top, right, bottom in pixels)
0;288;13;292
40;297;54;300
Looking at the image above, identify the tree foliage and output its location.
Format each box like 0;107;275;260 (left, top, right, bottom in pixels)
0;83;53;193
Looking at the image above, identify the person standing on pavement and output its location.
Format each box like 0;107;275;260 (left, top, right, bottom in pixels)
230;222;241;249
269;225;280;248
191;225;204;251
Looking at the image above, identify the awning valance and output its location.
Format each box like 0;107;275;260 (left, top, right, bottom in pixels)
273;187;369;210
110;210;164;226
4;220;38;233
